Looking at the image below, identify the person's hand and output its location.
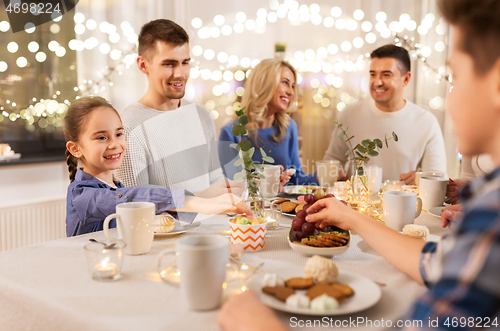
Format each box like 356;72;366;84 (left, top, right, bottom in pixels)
304;197;355;230
445;178;468;204
337;168;348;181
441;204;463;229
279;165;291;192
184;194;254;218
218;291;287;331
195;180;245;198
399;170;416;185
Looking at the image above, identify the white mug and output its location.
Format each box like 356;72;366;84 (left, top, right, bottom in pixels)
157;235;229;310
316;160;340;187
383;191;422;231
365;166;383;194
415;172;445;186
104;202;155;255
261;165;281;198
419;176;448;211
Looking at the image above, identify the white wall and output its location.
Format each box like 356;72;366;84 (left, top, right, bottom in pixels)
0;162;69;208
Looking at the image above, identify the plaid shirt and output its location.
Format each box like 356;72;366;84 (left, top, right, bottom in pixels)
405;166;500;330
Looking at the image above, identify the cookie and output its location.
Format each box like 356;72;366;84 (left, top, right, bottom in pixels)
281;201;297;213
295;202;307;213
285;277;315;289
272;198;289;205
262;286;295;302
306;284;345;302
331;283;354;297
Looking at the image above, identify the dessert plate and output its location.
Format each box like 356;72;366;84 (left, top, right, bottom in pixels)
399;232;441;243
428;206;445;218
283;185;320;196
247;267;381;316
154;217;201;237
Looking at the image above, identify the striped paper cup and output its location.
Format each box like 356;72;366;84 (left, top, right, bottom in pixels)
229;222;267;252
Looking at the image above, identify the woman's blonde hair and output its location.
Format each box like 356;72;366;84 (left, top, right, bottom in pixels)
241;59;298;145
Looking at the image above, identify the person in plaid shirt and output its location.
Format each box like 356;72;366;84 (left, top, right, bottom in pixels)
218;0;500;330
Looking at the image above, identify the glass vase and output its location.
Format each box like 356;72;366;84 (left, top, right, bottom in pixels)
241;177;264;218
351;162;368;203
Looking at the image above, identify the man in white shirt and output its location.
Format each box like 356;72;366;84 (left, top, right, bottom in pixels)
324;45;447;184
116;19;240;197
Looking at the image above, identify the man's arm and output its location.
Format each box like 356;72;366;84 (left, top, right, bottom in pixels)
305;198;426;284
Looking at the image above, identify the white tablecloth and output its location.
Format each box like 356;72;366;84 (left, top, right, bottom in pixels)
0;211;449;331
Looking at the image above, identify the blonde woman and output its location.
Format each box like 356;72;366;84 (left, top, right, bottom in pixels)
219;59;318;185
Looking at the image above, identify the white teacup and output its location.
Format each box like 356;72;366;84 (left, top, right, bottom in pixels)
261;165;281;198
316;160;340;188
365;165;383;194
157;235;229;310
419;176;448;211
383;191;422;231
103;202;155;255
415;172;445;186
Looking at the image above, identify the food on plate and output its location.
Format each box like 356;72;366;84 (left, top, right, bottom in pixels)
262;286;295;302
305;284;345;302
302;233;349;248
263;273;285;287
304;193;315;204
229;215;266;225
292;228;350;248
284;277;315;289
304;255;339;284
261;257;355;311
310;294;339;312
402;224;430;241
281;201;297;213
294;202;306;213
331;283;355;297
155;215;176;233
314;188;326;200
285;293;310;308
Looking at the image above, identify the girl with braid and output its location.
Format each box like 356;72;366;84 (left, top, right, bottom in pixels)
64;96;251;237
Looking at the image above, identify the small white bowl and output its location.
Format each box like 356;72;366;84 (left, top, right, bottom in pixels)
287;228;351;257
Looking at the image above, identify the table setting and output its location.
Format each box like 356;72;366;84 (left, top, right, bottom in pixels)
0;162;452;331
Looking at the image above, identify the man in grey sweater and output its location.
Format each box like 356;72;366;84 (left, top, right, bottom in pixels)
117;19;241;198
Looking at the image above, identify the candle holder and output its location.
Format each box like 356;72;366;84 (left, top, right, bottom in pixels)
84;241;125;281
263;204;281;230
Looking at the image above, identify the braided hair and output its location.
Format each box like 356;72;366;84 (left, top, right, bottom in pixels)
63;96;117;182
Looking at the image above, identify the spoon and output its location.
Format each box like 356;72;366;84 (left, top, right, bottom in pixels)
89;239;116;249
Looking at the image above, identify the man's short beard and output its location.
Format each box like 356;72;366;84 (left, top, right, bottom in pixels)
164;90;185;100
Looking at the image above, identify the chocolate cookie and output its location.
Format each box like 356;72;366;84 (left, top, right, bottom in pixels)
285;277;315;289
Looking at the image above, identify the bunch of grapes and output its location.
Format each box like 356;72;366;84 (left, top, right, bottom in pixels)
291;192;335;241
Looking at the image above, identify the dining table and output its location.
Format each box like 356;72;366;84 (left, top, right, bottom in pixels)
0;201;450;331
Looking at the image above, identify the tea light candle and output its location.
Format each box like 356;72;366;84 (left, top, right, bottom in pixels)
3;146;14;156
94;261;117;278
266;217;276;228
